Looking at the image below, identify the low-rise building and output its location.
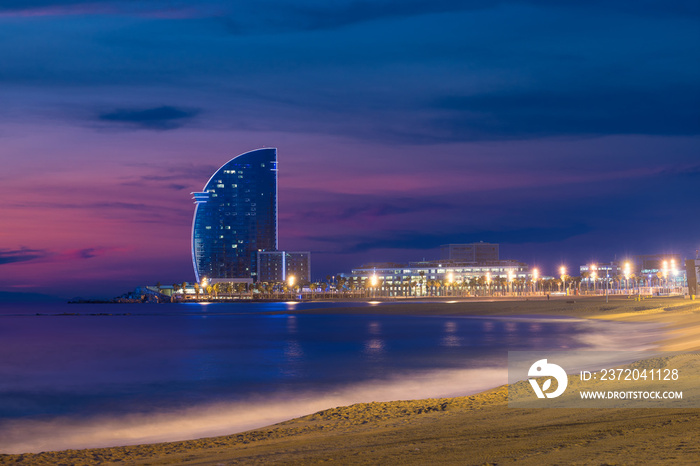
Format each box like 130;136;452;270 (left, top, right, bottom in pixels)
341;258;531;297
257;251;311;284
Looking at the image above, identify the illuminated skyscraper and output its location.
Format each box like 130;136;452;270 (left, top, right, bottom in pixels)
191;148;277;283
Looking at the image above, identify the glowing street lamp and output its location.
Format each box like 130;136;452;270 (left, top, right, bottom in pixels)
590;264;597;294
662;260;669;291
370;274;378;297
507;270;514;295
560;266;566;294
671;259;677;291
624;262;631;292
486;272;491;296
532;268;539;294
288;275;295;298
447;272;454;297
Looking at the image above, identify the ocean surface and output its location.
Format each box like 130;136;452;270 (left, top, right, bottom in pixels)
0;301;662;453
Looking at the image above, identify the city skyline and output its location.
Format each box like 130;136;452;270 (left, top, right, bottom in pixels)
0;1;698;298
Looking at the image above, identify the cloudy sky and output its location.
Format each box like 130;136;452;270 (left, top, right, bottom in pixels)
1;0;698;298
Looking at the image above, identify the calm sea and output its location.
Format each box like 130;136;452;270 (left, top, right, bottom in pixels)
0;301;661;453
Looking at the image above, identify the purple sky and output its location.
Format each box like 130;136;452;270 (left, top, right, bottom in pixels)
1;1;698;298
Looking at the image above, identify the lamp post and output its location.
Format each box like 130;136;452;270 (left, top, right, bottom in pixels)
200;277;208;299
370;274;378;298
532;268;539;295
624;262;631;295
671;259;677;294
288;275;295;300
560;266;566;295
486;272;491;297
662;260;669;294
507;270;514;296
447;272;454;297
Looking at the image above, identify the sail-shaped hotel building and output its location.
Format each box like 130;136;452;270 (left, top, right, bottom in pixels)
191;148;278;283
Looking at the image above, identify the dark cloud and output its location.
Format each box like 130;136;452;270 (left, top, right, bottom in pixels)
0;247;108;265
98;106;200;130
309;224;591;254
2;1;696;27
253;0;492;32
292;198;452;223
264;0;700;32
425;86;700;142
0;247;50;265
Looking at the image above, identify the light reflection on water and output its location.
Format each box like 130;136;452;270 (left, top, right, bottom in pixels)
0;302;664;454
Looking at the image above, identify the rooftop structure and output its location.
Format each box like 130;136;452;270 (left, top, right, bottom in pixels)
440;242;499;262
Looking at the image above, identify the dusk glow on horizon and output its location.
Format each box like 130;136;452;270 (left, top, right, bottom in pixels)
1;1;698;298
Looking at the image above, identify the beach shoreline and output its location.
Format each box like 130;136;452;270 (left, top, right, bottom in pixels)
2;296;698;465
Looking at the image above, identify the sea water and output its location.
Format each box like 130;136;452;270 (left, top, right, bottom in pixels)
0;301;661;453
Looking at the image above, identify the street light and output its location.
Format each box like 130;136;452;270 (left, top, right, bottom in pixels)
201;277;208;297
560;266;566;294
288;275;295;299
662;260;669;292
486;272;491;296
671;259;677;292
508;270;514;295
370;274;378;298
624;262;631;294
447;272;454;296
532;268;539;294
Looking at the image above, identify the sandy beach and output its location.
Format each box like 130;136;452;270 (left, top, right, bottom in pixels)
2;296;699;465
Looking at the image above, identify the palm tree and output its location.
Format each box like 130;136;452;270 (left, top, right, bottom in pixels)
434;280;442;296
580;271;590;293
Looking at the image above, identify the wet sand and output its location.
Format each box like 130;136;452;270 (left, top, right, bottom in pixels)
2;296;699;465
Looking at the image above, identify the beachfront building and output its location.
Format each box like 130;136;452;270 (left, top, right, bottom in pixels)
579;254;687;295
634;254;685;287
191;148;278;284
341;259;532;297
257;251;311;284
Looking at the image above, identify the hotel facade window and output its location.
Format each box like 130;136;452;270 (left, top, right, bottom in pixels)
191;148;277;283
